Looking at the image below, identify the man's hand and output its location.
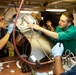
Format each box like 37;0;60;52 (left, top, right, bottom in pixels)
27;24;40;30
52;42;64;58
7;23;14;34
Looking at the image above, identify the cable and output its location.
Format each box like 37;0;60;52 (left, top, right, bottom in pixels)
30;27;51;61
11;2;17;12
3;7;10;16
2;1;17;16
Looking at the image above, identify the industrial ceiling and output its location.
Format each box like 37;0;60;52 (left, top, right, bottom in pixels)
0;0;76;11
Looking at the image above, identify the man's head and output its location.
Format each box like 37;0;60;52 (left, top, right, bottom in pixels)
46;20;52;27
12;14;17;22
0;16;6;28
59;12;74;29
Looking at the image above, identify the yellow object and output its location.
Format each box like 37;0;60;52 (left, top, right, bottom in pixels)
6;41;14;57
8;45;14;57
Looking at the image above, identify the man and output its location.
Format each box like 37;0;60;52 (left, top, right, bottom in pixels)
0;16;14;57
28;11;76;54
46;19;54;31
52;42;76;75
36;42;76;75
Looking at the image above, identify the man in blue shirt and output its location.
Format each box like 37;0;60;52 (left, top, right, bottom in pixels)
52;42;76;75
36;42;76;75
0;16;14;57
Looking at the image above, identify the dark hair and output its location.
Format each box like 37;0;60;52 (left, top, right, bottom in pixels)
12;14;17;19
62;12;74;22
46;19;51;22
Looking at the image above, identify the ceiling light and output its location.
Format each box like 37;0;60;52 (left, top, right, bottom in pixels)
20;10;39;14
46;9;67;12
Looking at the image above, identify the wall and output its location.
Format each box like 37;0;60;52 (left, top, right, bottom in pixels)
0;7;17;25
0;8;5;15
4;8;17;21
73;13;76;26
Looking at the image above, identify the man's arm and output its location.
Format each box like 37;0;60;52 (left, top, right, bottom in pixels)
39;27;58;39
54;56;65;75
0;23;14;50
28;24;58;39
0;33;10;50
52;42;65;75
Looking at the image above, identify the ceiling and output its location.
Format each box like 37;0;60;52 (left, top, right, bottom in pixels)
0;0;76;11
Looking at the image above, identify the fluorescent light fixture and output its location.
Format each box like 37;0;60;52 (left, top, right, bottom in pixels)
46;9;67;12
20;10;39;14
